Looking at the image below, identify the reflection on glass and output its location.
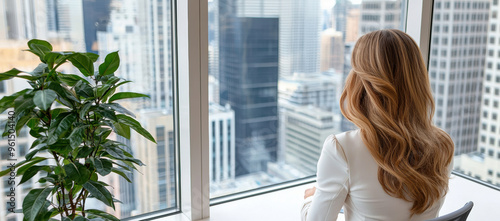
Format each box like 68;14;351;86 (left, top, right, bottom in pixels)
208;0;407;198
0;0;177;220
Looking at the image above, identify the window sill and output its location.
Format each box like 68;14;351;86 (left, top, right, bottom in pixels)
147;174;500;221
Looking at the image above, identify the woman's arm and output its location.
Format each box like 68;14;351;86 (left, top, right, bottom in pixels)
301;135;349;221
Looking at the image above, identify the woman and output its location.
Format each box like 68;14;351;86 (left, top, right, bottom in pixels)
301;29;454;220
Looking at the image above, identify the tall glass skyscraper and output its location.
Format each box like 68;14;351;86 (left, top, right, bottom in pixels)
219;0;279;176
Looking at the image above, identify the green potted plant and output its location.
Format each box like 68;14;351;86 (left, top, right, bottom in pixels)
0;39;156;221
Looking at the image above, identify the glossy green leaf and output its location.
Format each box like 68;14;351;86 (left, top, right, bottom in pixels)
101;103;135;118
108;92;149;103
68;125;89;149
29;63;48;76
14;94;35;115
19;166;51;185
74;80;94;98
76;146;94;158
0;88;31;113
47;82;80;103
86;209;119;221
111;168;132;182
22;187;53;221
15;157;48;175
83;181;114;208
58;73;90;87
98;51;120;76
95;106;118;121
34;89;57;110
86;52;99;62
63;162;90;185
47;113;76;145
68;53;94;76
91;158;113;176
109;121;130;139
116;114;156;143
79;102;93;120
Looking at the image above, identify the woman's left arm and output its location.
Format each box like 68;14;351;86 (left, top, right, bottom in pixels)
301;135;349;221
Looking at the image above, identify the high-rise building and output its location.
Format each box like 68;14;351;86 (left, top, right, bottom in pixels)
429;0;490;155
209;103;235;185
139;0;174;111
345;5;360;43
457;0;500;187
219;0;279;176
281;102;341;175
359;0;403;35
320;29;344;73
133;110;177;212
279;0;321;76
278;72;343;113
331;0;352;42
82;0;111;53
0;0;48;40
53;0;86;51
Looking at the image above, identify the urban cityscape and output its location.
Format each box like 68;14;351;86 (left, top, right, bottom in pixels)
0;0;499;220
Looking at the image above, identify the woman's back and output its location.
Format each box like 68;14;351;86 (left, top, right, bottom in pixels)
302;130;451;221
338;130;449;220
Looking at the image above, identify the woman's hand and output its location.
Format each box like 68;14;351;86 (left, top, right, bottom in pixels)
304;186;316;199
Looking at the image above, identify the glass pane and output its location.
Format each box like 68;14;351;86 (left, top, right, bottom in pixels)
208;0;407;198
429;0;500;188
0;0;178;220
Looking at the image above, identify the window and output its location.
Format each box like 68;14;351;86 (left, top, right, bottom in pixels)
0;0;179;220
208;0;408;198
430;0;500;190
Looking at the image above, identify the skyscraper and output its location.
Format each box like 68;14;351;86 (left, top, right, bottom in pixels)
359;0;403;35
320;29;344;73
219;0;279;176
209;103;236;186
429;0;490;155
279;0;321;77
457;0;500;187
0;0;49;40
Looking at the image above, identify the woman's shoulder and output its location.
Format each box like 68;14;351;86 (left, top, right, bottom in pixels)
332;129;363;148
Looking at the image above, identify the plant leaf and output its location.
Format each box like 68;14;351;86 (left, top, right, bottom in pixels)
22;187;53;221
91;158;113;176
74;80;95;98
47;113;76;145
83;181;114;209
86;209;120;221
63;162;90;185
29;63;48;76
116;114;156;143
27;39;53;61
68;53;94;77
68;125;89;149
110;121;130;139
101;103;135;118
34;89;57;110
98;51;120;76
19;166;51;185
58;73;90;87
16;157;49;175
108;92;149;103
111;168;132;182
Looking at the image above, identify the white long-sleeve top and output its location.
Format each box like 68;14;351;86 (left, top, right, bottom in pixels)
301;130;452;221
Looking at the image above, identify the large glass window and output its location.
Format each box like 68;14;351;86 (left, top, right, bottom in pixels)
429;0;500;189
0;0;178;220
208;0;407;198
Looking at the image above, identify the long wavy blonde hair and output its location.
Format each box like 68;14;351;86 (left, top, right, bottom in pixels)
340;29;454;215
